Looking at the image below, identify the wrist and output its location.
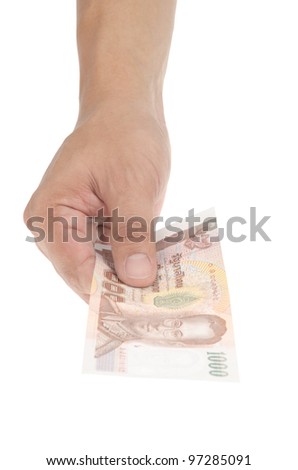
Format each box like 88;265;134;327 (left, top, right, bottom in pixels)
77;57;166;117
76;6;170;124
76;85;166;128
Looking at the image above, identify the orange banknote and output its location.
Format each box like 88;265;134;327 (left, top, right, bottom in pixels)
83;209;238;380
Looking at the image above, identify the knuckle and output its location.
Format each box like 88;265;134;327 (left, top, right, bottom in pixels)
23;191;49;229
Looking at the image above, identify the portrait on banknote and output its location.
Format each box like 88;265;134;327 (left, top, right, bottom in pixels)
95;293;227;356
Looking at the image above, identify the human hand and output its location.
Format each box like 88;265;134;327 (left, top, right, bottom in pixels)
24;103;170;302
24;0;176;302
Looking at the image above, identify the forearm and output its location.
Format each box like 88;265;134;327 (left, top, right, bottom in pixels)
76;0;176;120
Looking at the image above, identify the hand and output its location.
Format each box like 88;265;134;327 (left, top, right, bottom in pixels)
24;102;170;302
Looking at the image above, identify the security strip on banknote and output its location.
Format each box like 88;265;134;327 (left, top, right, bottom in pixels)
83;209;238;380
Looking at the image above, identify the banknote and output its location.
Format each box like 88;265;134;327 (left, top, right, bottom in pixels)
83;209;238;380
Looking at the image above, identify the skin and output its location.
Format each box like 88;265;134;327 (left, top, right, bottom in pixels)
24;0;177;302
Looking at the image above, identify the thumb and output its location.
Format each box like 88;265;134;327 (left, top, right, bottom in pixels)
107;198;158;287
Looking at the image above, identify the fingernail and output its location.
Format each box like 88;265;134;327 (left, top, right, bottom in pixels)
125;253;152;279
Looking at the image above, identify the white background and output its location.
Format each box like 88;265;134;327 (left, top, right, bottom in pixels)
1;1;297;468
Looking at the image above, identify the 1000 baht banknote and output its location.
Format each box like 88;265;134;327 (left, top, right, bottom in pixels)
83;209;238;380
